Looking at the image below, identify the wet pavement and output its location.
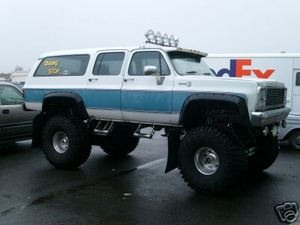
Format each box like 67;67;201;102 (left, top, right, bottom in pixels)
0;134;300;225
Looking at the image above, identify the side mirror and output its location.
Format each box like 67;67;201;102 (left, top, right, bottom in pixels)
144;65;159;76
143;65;165;85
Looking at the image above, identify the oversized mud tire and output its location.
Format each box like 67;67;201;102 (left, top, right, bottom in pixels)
248;134;279;173
100;130;140;157
42;115;91;169
177;126;247;194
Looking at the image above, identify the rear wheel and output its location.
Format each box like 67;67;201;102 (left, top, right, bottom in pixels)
42;115;91;169
248;134;279;173
289;131;300;150
177;126;247;194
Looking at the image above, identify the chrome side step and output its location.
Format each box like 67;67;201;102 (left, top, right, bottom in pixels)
133;124;155;139
93;121;114;136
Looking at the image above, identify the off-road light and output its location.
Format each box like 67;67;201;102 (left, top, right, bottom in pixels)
155;32;162;44
145;29;179;47
162;33;169;46
169;35;175;47
145;29;155;43
174;36;179;47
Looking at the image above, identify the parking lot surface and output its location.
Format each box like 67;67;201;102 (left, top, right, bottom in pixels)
0;134;300;225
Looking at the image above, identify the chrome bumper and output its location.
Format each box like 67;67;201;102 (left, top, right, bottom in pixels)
251;107;290;127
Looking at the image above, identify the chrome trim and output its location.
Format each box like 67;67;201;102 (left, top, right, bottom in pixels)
256;87;287;111
251;107;290;126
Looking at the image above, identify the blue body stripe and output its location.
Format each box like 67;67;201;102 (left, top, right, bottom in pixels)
24;89;247;114
122;90;172;113
85;89;121;110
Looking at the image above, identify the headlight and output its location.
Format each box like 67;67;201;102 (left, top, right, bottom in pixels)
256;88;267;111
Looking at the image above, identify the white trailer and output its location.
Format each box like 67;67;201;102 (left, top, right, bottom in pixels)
205;53;300;149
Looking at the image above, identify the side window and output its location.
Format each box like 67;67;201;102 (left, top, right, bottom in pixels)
34;55;90;76
93;52;125;75
128;51;170;76
0;85;23;105
296;72;300;86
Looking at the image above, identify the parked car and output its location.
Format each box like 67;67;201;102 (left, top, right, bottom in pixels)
0;82;37;145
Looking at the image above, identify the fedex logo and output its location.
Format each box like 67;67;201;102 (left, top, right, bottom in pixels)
211;59;275;79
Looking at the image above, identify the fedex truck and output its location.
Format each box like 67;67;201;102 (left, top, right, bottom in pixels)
205;53;300;150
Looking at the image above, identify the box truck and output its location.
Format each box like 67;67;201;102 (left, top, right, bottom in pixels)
205;53;300;150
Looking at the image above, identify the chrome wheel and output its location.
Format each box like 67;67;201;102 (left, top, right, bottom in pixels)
194;147;219;175
53;131;69;154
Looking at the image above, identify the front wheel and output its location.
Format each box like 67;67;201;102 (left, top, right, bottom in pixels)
177;126;247;194
42;115;91;169
248;134;279;173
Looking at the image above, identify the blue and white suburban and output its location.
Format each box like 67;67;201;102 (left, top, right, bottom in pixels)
24;32;290;194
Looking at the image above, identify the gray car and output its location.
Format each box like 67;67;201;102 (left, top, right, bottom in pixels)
0;82;37;144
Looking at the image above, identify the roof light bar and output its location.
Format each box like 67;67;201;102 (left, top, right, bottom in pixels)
145;29;179;47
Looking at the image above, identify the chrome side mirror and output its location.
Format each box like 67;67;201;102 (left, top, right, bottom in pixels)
144;65;159;76
143;65;165;85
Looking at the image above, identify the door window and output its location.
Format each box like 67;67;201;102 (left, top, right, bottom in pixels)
128;51;170;76
93;52;125;75
0;85;23;105
296;72;300;86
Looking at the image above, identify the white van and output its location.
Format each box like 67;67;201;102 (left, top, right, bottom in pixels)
205;53;300;149
10;71;28;88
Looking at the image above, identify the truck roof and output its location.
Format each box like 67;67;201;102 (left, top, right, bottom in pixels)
208;53;300;58
39;45;207;58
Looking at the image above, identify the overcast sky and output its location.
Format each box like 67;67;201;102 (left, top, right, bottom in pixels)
0;0;299;73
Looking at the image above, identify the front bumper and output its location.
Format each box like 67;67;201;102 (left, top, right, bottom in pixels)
251;107;290;127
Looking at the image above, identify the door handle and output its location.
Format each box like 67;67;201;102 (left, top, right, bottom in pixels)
2;109;9;114
124;78;134;82
88;78;98;82
179;81;192;87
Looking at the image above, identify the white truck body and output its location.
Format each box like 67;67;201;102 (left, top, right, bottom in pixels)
205;54;300;141
22;43;291;193
24;47;287;127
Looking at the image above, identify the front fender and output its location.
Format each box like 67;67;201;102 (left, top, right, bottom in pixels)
179;92;251;127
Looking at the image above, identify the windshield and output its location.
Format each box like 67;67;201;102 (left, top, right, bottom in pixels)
167;51;213;76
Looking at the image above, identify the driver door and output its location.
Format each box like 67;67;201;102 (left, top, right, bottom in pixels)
121;49;174;124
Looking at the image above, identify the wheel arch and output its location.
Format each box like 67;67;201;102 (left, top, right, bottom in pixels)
282;128;300;140
32;92;89;148
42;92;89;119
178;93;251;128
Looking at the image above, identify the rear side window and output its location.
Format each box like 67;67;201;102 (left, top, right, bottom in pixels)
34;55;90;76
296;72;300;86
93;52;125;75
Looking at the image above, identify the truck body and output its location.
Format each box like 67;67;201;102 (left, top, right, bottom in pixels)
206;54;300;149
23;42;290;194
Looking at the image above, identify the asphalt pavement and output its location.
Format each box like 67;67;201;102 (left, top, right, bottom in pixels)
0;134;300;225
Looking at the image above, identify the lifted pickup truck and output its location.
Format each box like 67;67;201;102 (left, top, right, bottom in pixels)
23;31;290;194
